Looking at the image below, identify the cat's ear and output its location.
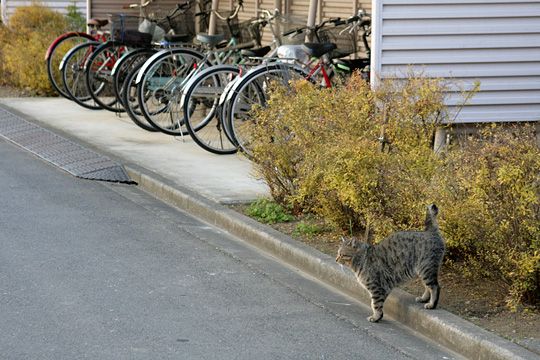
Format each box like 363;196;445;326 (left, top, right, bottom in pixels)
340;236;347;244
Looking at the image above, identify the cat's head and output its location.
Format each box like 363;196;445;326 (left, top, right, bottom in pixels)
336;236;369;267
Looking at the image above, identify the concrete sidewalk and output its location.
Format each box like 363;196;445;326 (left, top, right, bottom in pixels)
1;97;538;360
0;98;269;204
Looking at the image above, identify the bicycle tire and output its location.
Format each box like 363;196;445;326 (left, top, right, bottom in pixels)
61;41;103;110
121;61;159;132
85;41;129;112
226;62;310;156
112;48;157;110
46;32;95;98
136;47;206;136
181;65;241;154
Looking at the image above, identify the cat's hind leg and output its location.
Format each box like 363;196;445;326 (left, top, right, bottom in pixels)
368;290;387;322
424;282;440;309
420;274;440;309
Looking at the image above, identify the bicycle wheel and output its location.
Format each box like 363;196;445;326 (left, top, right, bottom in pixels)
61;41;103;110
226;62;310;156
112;48;157;110
136;48;206;136
121;61;159;132
182;65;241;154
85;41;129;112
46;32;95;98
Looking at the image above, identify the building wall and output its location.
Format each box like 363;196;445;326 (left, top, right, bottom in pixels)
371;0;540;123
1;0;86;23
215;0;371;52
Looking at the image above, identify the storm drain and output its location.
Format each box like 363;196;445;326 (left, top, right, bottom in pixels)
0;107;134;184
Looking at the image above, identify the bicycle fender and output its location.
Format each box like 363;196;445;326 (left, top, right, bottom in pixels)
179;64;240;109
111;48;157;77
45;32;95;61
135;47;205;85
58;41;100;72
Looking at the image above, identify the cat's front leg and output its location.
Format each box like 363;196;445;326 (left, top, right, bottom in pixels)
415;287;430;303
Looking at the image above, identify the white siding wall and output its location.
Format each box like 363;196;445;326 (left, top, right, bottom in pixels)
371;0;540;123
1;0;86;23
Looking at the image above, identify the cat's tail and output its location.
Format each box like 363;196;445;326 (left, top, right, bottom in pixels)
424;204;440;232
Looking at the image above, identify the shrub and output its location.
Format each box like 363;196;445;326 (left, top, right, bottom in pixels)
434;124;540;307
250;73;450;240
248;73;539;307
1;4;69;94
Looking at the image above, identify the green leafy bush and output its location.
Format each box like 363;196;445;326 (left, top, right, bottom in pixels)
1;4;69;94
245;198;295;224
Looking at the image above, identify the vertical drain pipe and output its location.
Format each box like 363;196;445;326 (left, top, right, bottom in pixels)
306;0;318;42
208;0;219;35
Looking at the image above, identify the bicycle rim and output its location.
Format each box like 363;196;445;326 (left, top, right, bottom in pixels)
183;66;241;154
86;42;128;112
122;61;159;132
137;50;203;135
228;63;309;156
61;41;103;110
47;33;94;98
113;48;157;110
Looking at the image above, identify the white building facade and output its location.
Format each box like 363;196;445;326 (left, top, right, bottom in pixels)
371;0;540;124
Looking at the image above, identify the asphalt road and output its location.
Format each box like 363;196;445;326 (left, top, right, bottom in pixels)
0;138;459;360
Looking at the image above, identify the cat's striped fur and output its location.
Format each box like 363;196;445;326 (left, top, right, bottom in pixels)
336;204;444;322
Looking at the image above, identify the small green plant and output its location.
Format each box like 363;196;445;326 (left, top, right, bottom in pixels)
65;1;86;31
245;198;295;224
293;221;327;237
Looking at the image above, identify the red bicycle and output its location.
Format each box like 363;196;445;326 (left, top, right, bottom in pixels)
45;18;110;99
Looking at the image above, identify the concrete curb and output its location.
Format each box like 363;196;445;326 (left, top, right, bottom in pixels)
126;165;539;360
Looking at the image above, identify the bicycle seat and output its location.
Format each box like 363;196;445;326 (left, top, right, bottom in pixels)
87;18;109;27
164;34;193;43
241;46;271;57
196;33;225;47
302;43;337;58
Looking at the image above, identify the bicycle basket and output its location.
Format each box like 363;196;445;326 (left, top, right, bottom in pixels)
318;24;356;58
234;18;264;45
109;14;153;46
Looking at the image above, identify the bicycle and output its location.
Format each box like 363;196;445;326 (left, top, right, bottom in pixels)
223;11;372;156
179;9;285;154
45;17;109;99
83;0;197;112
133;0;262;136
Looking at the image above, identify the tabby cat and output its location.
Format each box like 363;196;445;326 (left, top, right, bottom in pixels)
336;204;444;322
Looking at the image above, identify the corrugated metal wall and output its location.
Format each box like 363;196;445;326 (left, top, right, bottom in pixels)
82;0;371;51
88;0;139;20
372;0;540;123
214;0;371;52
1;0;86;23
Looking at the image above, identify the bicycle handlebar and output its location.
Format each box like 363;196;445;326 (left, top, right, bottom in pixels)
209;0;244;21
124;0;153;9
281;16;343;37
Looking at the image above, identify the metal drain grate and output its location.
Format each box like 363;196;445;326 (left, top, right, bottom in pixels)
0;107;134;184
